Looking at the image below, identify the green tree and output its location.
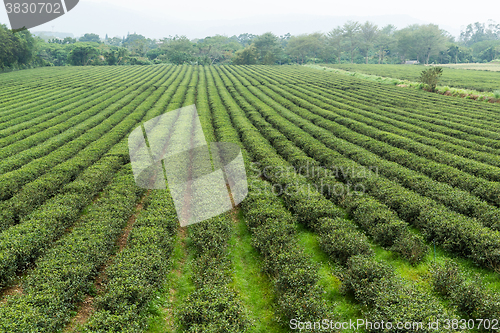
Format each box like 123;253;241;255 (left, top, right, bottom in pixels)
159;35;194;64
253;32;281;64
326;27;344;63
342;21;361;63
286;33;324;64
197;35;241;65
68;44;99;66
359;21;379;64
232;44;258;65
414;24;448;64
0;25;36;69
395;25;419;63
79;33;100;43
420;67;443;92
375;25;396;64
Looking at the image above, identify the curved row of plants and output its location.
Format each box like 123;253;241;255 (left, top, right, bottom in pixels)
0;66;143;151
0;73;110;130
0;165;144;332
0;66;175;230
250;66;500;162
233;66;500;229
430;259;500;323
0;67;157;173
0;65;191;289
219;65;500;272
294;66;500;121
216;65;430;263
208;66;460;331
0;67;121;114
83;66;200;332
322;64;500;93
82;188;179;332
205;66;333;327
179;213;251;332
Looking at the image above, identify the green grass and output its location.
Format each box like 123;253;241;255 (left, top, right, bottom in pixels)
147;229;195;333
229;209;287;333
296;224;365;333
316;63;500;92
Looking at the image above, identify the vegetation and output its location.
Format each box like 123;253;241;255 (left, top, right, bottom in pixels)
1;65;500;332
321;63;500;92
419;67;443;92
1;19;499;70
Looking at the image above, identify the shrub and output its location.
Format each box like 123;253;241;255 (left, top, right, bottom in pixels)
317;218;373;265
419;67;443;92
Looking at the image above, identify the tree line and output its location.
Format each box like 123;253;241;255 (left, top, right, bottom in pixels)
1;20;499;70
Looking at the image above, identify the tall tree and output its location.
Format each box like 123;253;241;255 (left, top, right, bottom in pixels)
232;44;258;65
359;21;379;64
342;21;361;63
253;32;281;65
375;25;396;64
79;33;100;43
68;44;99;66
287;33;324;64
414;24;448;64
326;27;344;63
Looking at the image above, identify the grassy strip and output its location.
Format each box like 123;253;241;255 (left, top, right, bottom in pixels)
311;64;500;97
229;209;287;333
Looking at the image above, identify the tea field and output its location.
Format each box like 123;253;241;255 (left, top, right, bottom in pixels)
1;65;500;332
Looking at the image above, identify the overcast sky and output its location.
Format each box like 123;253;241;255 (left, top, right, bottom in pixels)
90;0;497;30
1;0;498;38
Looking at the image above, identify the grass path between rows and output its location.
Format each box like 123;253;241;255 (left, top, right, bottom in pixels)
228;209;286;333
147;227;193;333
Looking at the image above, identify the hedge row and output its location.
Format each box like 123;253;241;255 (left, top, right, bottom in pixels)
205;66;338;326
339;255;458;332
0;66;177;230
321;63;500;92
84;65;200;332
177;73;251;331
0;66;147;161
250;65;500;164
260;79;500;204
430;260;500;323
215;65;454;328
83;189;178;332
0;67;118;121
259;66;500;149
0;67;131;137
217;66;426;264
0;65;188;287
242;177;331;323
223;65;500;271
273;65;500;122
0;65;166;201
235;69;500;229
0;166;143;332
179;213;251;332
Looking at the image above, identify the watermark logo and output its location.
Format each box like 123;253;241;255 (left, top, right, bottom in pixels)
4;0;79;30
128;105;248;227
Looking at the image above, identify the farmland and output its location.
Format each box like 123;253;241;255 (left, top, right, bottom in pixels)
322;63;500;92
1;64;500;332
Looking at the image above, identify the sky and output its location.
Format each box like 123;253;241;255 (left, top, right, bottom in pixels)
90;0;496;30
1;0;499;38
